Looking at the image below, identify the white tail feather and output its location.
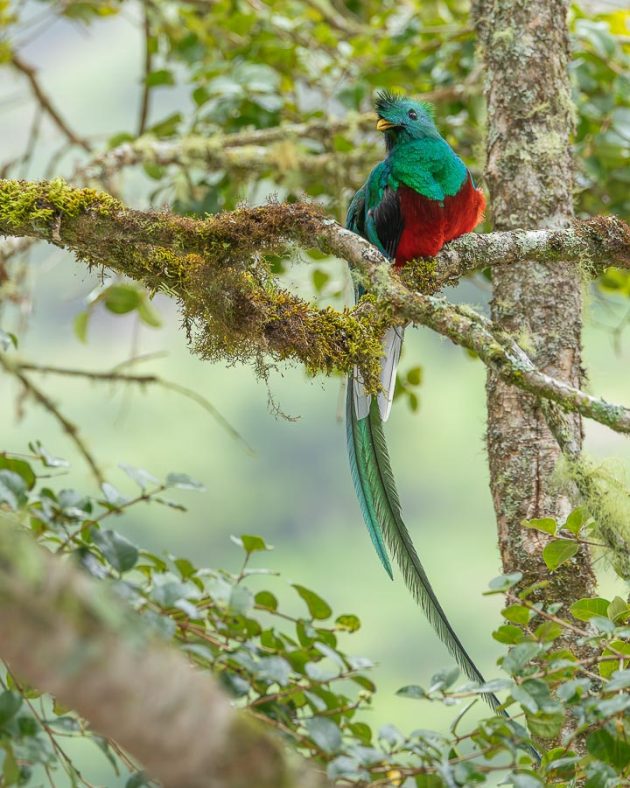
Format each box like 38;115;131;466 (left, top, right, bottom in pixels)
352;326;405;422
377;326;404;422
352;366;371;420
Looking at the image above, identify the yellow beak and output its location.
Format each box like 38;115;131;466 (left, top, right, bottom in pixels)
376;118;397;132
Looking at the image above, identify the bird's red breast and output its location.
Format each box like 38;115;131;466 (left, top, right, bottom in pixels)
394;175;486;265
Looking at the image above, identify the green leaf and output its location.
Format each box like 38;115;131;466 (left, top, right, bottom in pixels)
145;69;175;87
165;472;205;491
606;669;630;691
0;470;27;509
335;614;360;632
348;721;372;744
599;640;630;679
430;666;460;691
103;283;142;314
119;464;159;489
508;773;544;788
30;441;69;468
542;540;579;571
304;717;342;753
378;723;404;745
2;743;19;785
534;621;562;642
486;572;522;593
293;584;332;620
415;776;446;788
0;457;35;489
564;507;587;535
523;517;557;536
231;534;272;554
107;132;135;149
228;585;253;614
570;597;610;621
92;528;139;573
148;111;182;138
257;656;291;686
607;595;630;624
0;692;22;727
525;708;564;739
254;590;278;611
502;604;532;625
502;642;541;675
396;685;426;699
312;269;330;293
492;624;525;644
406;366;422;385
143;161;165;180
137;297;162;328
101;482;127;506
74;310;90;342
192;86;209;106
587;727;630;770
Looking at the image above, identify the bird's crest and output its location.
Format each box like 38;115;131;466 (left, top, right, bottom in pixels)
374;90;434;119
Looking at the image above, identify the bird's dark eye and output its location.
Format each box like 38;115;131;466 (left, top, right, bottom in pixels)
407;109;418;120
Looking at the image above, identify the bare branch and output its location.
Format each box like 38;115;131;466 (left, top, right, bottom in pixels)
80;140;375;185
10;54;91;152
137;2;153;137
0;518;326;788
79;83;474;183
16;360;254;454
0;352;104;485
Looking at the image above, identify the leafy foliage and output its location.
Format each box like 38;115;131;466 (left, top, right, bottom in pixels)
0;457;629;786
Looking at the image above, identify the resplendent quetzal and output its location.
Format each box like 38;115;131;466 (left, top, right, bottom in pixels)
345;92;492;696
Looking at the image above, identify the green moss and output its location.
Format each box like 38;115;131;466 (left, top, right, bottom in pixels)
0;178;120;229
398;257;438;293
0;179;396;389
555;456;630;580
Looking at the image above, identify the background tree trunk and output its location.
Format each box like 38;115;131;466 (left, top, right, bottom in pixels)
472;0;596;600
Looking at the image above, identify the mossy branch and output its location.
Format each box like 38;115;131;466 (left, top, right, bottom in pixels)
1;178;629;433
0;517;327;788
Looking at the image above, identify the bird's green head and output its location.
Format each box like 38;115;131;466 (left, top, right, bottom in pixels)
374;91;440;150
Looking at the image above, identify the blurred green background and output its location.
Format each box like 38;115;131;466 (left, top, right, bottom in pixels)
1;1;629;784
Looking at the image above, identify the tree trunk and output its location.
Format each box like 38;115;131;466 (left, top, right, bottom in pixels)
472;0;596;601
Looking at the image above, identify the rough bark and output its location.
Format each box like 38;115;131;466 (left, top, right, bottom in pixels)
0;517;327;788
473;0;596;599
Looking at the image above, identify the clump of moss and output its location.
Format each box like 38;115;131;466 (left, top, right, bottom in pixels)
397;257;438;294
183;248;388;391
0;178;120;230
555;455;630;580
0;179;394;390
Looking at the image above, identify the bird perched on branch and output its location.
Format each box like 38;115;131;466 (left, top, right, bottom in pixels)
345;91;491;698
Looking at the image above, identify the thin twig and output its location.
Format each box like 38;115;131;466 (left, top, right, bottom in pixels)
0;353;104;486
16;360;254;454
10;54;91;152
137;2;153;136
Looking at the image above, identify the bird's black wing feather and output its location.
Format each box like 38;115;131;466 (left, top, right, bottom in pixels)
371;186;404;261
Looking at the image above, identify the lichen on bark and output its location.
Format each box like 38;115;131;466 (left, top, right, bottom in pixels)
472;0;596;601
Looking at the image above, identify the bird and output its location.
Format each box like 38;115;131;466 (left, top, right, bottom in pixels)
345;91;494;701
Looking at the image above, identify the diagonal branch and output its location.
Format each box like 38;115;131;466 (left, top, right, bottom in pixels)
0;517;326;788
0;178;629;435
10;54;91;152
0;352;105;485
